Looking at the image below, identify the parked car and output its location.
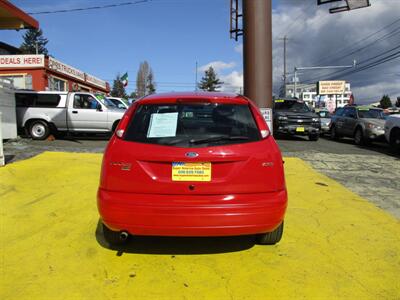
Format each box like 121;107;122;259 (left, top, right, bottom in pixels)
384;114;400;152
317;109;332;135
106;97;129;109
98;92;288;245
273;98;320;141
15;91;125;140
330;106;386;145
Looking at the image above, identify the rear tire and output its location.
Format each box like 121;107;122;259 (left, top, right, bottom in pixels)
330;125;339;140
102;223;128;245
256;222;284;245
308;133;319;141
390;128;400;152
111;120;120;132
29;120;50;140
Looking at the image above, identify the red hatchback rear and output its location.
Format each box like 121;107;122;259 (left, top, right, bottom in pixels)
97;92;287;245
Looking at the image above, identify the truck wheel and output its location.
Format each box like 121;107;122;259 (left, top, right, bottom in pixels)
102;223;128;245
390;128;400;152
256;222;284;245
29;120;50;140
112;120;120;132
330;125;339;140
309;133;319;141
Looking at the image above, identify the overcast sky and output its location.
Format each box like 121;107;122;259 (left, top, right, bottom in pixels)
1;0;399;104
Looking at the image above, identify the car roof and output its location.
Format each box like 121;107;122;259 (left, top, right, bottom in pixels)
138;91;248;105
15;90;68;95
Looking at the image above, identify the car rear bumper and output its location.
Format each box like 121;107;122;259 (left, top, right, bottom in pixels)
97;189;288;237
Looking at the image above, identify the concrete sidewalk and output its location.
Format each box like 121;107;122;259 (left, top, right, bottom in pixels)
1;152;399;299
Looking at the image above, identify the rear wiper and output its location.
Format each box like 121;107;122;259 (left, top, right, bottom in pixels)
189;135;249;145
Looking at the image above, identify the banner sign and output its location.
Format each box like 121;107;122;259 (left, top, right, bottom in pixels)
0;55;45;68
318;80;346;95
85;74;107;89
48;57;85;81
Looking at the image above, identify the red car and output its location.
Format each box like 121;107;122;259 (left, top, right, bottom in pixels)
97;92;287;245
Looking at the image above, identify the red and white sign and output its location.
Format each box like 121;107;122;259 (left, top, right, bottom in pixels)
48;57;85;81
0;55;45;68
326;98;336;113
85;74;107;89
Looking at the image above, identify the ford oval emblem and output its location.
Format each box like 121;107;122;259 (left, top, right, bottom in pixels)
185;152;199;158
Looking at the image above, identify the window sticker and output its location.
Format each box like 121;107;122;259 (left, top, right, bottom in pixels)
147;112;178;138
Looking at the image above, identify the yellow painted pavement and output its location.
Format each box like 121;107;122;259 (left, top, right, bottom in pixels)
0;152;399;300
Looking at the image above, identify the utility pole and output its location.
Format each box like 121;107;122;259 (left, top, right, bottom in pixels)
278;36;288;97
243;0;272;108
195;61;198;92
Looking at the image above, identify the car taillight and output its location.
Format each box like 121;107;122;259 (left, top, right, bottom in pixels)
249;104;271;139
115;102;138;139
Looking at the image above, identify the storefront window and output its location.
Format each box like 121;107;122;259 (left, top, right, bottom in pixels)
48;76;68;91
0;75;32;89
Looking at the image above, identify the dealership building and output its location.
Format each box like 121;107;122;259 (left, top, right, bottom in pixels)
0;54;110;94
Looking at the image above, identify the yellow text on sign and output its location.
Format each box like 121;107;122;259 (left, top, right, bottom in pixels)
172;162;211;181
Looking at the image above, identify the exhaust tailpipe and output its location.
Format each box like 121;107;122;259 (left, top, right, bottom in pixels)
120;231;129;241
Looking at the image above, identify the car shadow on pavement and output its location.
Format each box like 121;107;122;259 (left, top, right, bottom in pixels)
273;134;308;141
57;132;112;141
95;220;256;255
325;136;400;158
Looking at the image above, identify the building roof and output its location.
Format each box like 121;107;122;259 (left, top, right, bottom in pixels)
0;0;39;30
0;41;22;54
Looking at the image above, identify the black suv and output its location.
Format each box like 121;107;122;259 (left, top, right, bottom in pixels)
273;98;320;141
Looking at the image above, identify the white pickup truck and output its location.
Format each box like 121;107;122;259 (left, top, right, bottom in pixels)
15;91;125;140
384;114;400;152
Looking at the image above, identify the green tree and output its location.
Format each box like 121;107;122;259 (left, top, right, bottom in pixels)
20;28;49;55
379;94;392;109
135;61;156;98
110;74;128;98
198;66;223;92
395;96;400;108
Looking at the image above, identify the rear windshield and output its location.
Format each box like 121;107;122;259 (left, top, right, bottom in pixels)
16;93;61;107
124;103;260;147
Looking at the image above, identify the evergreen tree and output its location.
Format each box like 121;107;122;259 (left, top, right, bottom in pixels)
146;72;156;95
135;61;156;98
110;74;128;98
395;97;400;108
20;28;49;55
379;94;392;109
198;67;223;92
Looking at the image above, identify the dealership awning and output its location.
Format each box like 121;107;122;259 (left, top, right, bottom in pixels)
0;0;38;30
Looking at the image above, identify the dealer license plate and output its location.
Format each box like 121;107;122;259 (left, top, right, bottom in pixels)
296;127;305;132
172;162;211;182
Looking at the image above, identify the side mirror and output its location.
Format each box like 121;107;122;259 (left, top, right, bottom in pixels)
96;103;103;111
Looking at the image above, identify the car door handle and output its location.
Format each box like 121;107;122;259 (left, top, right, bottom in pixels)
72;111;78;114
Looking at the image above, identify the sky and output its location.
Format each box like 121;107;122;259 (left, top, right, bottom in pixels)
1;0;399;104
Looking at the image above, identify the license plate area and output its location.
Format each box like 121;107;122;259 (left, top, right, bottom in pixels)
296;127;305;132
172;162;211;181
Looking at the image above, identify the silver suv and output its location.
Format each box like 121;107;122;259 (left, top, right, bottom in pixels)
330;106;386;145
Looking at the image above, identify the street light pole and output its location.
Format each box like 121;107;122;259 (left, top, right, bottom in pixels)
293;63;355;99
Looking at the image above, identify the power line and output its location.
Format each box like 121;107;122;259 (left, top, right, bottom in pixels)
312;16;400;66
28;0;150;15
304;50;400;84
276;1;315;37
